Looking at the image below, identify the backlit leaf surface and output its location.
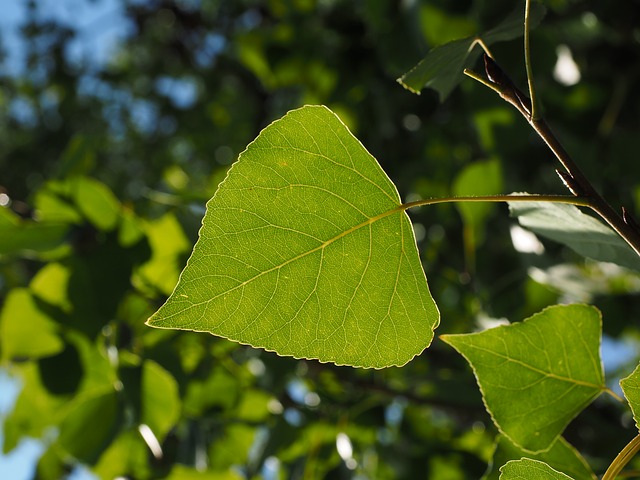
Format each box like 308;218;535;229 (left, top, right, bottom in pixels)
148;105;439;368
620;363;640;431
500;458;574;480
442;304;604;452
483;435;595;480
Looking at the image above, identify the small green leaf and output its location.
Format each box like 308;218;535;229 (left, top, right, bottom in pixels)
442;304;604;453
500;458;575;479
509;200;640;271
398;4;546;100
483;435;596;480
0;207;69;256
71;176;121;231
57;389;120;464
141;360;181;442
148;105;439;368
0;288;64;361
453;158;504;229
134;212;190;296
621;363;640;431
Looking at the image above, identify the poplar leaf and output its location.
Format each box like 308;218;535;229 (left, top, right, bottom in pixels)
500;458;574;479
148;105;439;368
620;363;640;431
442;304;604;452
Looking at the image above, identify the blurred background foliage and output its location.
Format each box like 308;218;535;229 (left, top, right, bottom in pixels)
1;0;640;478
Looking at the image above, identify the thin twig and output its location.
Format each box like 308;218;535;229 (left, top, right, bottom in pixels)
524;0;540;120
602;434;640;480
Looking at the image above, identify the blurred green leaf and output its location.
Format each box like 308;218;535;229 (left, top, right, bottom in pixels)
0;207;69;256
2;363;66;453
209;424;256;470
166;465;244;480
483;435;595;480
57;388;120;464
92;429;150;480
134;212;190;296
620;363;640;431
148;105;439;368
453;159;504;229
70;176;121;231
30;262;72;312
0;288;64;361
442;304;604;453
499;458;574;479
398;3;546;99
56;135;97;178
509;200;640;271
141;360;181;442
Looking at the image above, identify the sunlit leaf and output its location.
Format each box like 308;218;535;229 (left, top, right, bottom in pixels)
499;458;574;479
398;4;546;100
148;105;439;368
134;212;190;296
0;207;69;256
509;200;640;271
0;288;64;361
442;304;605;453
620;363;640;431
166;465;244;480
71;176;121;231
141;360;181;442
483;435;595;480
92;430;150;480
1;364;66;453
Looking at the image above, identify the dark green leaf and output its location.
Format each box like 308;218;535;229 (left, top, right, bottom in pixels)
509;200;640;271
398;3;546;100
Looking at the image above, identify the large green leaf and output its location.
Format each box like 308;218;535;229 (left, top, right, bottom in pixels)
148;105;439;368
483;435;595;480
509;200;640;271
441;304;605;453
398;3;546;100
620;363;640;431
500;458;574;479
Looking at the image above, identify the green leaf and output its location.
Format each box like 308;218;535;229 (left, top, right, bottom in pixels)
2;363;67;453
0;288;64;361
441;304;604;453
453;158;504;229
509;200;640;271
620;363;640;431
166;465;244;480
92;430;150;480
148;105;439;368
483;435;595;480
499;458;574;479
70;176;121;231
0;206;69;256
134;212;190;296
141;360;181;442
398;4;546;100
57;389;120;464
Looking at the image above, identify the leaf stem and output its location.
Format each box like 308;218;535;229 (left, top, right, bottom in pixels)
602;433;640;480
465;65;640;259
528;117;640;258
524;0;540;120
401;193;591;211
